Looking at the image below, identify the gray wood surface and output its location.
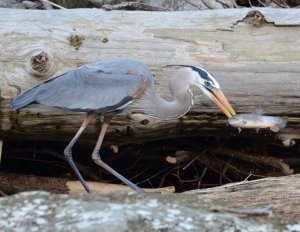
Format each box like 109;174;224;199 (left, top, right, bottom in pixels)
0;8;299;143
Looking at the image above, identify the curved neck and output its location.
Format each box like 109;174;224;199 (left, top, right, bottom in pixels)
141;73;194;120
151;90;193;120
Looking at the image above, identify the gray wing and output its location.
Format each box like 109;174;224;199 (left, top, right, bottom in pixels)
12;59;154;113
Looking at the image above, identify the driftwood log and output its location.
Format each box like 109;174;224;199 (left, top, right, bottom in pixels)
186;174;300;218
0;172;175;195
1;8;300;144
0;172;299;218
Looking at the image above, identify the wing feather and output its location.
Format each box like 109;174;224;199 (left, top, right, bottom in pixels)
12;59;154;113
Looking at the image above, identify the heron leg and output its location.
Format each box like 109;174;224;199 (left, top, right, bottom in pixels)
92;117;145;193
64;112;97;193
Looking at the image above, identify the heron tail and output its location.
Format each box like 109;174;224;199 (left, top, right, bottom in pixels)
11;88;37;110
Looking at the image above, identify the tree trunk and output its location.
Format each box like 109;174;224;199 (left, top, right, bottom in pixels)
1;8;300;144
0;172;299;218
0;172;175;195
185;174;300;218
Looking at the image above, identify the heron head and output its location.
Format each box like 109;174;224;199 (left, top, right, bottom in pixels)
189;66;236;118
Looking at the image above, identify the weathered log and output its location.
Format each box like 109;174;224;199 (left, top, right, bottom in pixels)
1;191;299;231
1;8;300;144
186;174;300;218
0;172;175;194
0;172;299;218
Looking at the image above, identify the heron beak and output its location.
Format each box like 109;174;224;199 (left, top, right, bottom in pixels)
210;89;236;118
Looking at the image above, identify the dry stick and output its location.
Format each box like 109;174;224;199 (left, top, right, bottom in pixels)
210;204;273;216
159;168;176;188
8;148;99;181
183;149;208;170
40;0;66;9
271;0;290;8
216;0;238;8
244;173;252;181
0;140;3;164
103;2;170;11
257;0;267;6
184;0;201;9
210;147;294;175
216;157;266;178
196;154;234;183
0;188;7;197
214;155;232;185
197;167;207;188
201;0;215;9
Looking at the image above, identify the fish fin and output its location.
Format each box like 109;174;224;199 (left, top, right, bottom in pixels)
255;128;260;133
270;125;280;132
251;108;264;115
238;128;242;133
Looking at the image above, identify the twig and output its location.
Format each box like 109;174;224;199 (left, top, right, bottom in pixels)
210;204;273;216
216;158;266;178
102;2;170;11
271;0;290;8
197;167;207;188
257;0;267;6
184;0;201;9
7;148;99;181
159;168;175;187
183;149;208;170
0;189;7;197
210;147;294;175
201;0;214;9
0;140;3;164
39;0;66;9
196;154;234;183
248;0;253;7
216;0;239;8
166;150;192;164
244;173;252;181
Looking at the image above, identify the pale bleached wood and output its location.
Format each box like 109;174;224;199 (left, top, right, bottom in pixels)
67;181;175;194
0;8;300;143
185;174;300;218
0;172;175;194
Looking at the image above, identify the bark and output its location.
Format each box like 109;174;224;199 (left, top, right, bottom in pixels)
186;174;300;218
0;172;299;218
0;172;175;194
1;8;300;144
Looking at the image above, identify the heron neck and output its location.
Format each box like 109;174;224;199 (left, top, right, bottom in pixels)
144;76;194;120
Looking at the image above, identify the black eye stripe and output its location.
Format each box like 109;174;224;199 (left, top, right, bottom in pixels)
166;65;213;81
192;67;211;81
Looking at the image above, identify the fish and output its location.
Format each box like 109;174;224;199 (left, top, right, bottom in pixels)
227;109;288;133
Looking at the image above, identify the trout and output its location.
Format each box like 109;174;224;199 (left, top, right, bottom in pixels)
228;109;288;133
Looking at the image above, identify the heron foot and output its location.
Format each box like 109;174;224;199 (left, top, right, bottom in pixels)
92;152;145;193
63;148;92;193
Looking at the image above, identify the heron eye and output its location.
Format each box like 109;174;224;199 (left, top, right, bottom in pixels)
204;81;210;87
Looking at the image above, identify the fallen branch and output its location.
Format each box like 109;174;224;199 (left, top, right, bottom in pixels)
210;147;294;175
185;174;300;218
210;205;273;216
0;172;174;194
39;0;66;9
102;2;170;11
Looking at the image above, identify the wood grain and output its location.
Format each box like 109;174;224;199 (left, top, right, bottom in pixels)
185;174;300;218
0;8;300;143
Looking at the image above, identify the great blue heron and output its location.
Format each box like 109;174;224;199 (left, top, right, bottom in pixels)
11;59;236;193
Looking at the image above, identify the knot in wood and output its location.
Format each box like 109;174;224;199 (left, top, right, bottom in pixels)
140;119;149;125
30;51;53;77
243;10;266;26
